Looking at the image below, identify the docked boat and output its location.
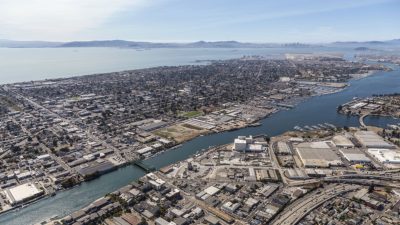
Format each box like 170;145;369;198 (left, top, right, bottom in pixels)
249;122;261;127
324;123;336;129
304;125;313;130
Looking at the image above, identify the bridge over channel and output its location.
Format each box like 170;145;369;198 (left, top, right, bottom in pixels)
132;160;156;173
359;113;368;127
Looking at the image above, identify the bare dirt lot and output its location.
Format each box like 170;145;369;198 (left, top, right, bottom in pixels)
153;123;209;143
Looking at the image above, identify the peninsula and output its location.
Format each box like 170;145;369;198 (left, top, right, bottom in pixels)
0;54;388;215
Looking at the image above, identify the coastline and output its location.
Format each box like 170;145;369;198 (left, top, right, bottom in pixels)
55;123;400;225
0;60;390;222
0;69;377;216
0;194;49;216
113;67;384;166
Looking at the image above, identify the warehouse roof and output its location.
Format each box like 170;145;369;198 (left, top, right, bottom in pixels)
204;186;220;196
296;141;342;167
332;135;354;148
5;182;43;204
339;149;371;162
368;148;400;164
277;142;291;154
354;131;394;149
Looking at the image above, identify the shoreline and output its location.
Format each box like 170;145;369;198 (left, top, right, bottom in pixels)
0;193;49;216
55;124;400;225
0;62;387;220
0;71;370;215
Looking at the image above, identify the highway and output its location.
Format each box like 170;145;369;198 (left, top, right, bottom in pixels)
286;173;400;187
324;178;399;189
271;184;358;225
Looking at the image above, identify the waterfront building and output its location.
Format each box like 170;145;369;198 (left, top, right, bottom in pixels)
355;131;395;149
367;148;400;164
233;136;265;152
4;182;44;205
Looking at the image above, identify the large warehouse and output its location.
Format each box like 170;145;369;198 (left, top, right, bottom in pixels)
233;136;265;152
5;182;44;205
296;141;343;167
367;148;400;164
339;149;371;163
276;142;292;155
354;131;395;149
332;135;354;148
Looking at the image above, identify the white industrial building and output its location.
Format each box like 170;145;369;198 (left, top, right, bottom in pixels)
146;173;166;190
350;102;367;109
233;136;266;152
36;154;51;161
137;146;153;156
203;186;220;196
339;149;371;163
367;149;400;164
222;201;241;213
354;131;395;149
233;136;250;151
5;182;44;205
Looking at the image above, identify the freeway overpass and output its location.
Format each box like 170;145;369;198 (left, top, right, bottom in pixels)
271;184;358;225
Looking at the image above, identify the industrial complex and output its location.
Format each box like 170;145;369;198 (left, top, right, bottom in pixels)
55;126;400;225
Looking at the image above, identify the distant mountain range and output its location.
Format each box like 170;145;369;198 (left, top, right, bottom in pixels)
0;39;62;48
0;39;399;49
333;39;400;45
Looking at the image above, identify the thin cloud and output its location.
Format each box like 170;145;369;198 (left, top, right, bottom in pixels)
0;0;149;40
185;0;394;32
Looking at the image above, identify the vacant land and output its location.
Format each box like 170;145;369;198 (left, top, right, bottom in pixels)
180;110;204;118
153;123;209;143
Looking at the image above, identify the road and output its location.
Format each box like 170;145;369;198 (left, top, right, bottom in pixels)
157;173;239;224
9;89;125;159
359;113;368;127
324;178;399;189
271;184;358;225
39;143;75;174
269;143;288;184
9;110;76;174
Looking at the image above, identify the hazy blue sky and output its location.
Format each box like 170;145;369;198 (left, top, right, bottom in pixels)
0;0;399;42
